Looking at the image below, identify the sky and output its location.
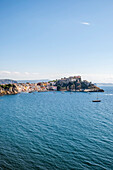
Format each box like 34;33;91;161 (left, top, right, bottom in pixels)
0;0;113;82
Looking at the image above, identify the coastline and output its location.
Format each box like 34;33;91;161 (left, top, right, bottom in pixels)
0;76;104;96
0;87;104;96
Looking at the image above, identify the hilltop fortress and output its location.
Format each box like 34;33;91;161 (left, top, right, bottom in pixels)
54;76;104;92
0;76;104;96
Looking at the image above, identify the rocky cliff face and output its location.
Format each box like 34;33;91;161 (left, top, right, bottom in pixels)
55;79;104;92
0;84;19;96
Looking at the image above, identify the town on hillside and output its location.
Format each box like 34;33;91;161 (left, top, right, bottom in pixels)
0;76;104;96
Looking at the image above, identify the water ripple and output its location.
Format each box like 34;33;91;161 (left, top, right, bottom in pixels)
0;87;113;169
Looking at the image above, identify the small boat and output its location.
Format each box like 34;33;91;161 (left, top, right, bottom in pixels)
92;100;101;102
92;93;101;102
29;91;33;93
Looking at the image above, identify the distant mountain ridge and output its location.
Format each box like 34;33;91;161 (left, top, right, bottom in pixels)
17;79;50;83
97;83;113;86
0;79;17;84
0;79;50;84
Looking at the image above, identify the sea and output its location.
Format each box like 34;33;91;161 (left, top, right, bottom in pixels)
0;86;113;170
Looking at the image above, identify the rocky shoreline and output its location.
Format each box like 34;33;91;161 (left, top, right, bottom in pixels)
0;84;18;96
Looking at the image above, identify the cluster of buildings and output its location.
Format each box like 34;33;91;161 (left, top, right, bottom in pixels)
15;82;57;93
56;76;81;85
15;76;82;93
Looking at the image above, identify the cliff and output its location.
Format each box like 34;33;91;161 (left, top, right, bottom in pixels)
55;76;104;92
0;84;19;96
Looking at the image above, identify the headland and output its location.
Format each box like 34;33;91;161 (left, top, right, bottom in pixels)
0;76;104;96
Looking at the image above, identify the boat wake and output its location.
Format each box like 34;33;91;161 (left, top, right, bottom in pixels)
105;94;113;95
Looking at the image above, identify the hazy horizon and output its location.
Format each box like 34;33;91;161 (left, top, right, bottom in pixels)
0;73;113;83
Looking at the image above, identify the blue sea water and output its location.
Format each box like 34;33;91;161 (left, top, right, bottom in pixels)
0;86;113;170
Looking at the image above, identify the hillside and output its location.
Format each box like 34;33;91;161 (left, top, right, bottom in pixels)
0;79;17;84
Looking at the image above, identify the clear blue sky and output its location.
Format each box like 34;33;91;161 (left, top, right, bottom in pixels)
0;0;113;82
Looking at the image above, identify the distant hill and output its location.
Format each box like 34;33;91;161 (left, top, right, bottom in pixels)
17;79;50;83
0;79;17;84
0;79;50;84
97;83;113;86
